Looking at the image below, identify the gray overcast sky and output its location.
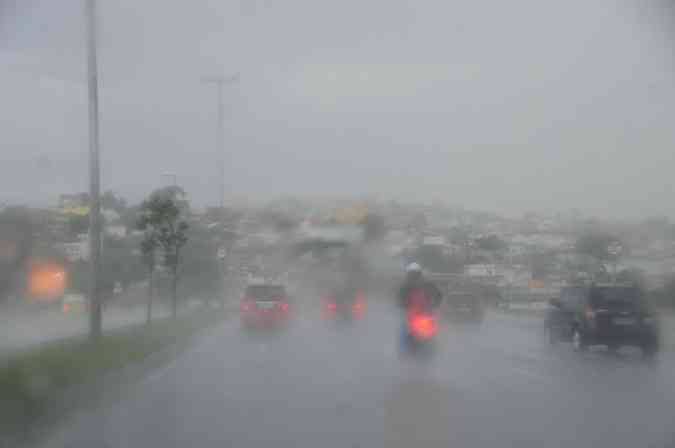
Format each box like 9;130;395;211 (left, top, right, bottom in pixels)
1;0;675;218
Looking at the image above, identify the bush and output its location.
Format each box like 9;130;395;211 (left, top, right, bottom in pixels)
0;310;222;440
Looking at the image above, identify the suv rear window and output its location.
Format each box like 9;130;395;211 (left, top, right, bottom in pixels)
561;287;586;308
245;285;286;300
589;287;639;309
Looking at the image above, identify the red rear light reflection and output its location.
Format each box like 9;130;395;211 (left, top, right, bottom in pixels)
352;300;365;317
322;298;337;319
409;314;437;340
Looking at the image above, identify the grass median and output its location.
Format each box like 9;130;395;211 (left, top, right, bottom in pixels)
0;309;224;445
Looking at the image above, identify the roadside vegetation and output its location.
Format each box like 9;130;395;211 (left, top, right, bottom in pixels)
0;309;223;446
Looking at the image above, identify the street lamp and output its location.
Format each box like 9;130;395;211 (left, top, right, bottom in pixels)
201;73;240;211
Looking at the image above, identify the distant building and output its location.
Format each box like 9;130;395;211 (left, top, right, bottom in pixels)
58;193;91;217
105;224;127;239
58;236;90;262
422;235;446;246
465;264;497;277
59;193;89;209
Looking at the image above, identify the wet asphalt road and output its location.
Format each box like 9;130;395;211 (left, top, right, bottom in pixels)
45;302;675;448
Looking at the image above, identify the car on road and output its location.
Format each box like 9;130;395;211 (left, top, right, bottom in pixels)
240;283;291;329
441;292;484;324
322;288;366;321
545;284;659;357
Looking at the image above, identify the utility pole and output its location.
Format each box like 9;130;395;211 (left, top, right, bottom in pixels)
202;74;239;308
85;0;102;339
202;74;239;210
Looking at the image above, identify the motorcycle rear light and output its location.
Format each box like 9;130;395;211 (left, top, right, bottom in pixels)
410;314;437;339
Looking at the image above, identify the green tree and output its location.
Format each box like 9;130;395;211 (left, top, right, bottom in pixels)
140;233;158;324
101;190;128;213
474;235;507;252
102;235;143;289
137;187;189;318
172;220;224;304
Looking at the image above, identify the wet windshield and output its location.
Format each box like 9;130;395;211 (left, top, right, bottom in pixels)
2;1;675;448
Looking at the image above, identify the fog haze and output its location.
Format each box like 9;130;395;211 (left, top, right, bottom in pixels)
2;0;675;217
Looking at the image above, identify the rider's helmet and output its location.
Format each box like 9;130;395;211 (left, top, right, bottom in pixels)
405;262;423;282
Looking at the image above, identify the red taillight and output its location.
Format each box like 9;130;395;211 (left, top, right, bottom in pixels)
409;314;437;340
277;302;290;312
241;299;255;312
322;298;337;318
352;298;365;317
63;303;70;313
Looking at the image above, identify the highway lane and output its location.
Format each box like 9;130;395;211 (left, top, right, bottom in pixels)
43;302;675;448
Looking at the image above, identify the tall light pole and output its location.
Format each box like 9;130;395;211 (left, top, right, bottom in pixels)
85;0;102;339
202;74;239;210
202;74;239;308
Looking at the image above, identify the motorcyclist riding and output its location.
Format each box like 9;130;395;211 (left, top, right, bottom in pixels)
398;262;442;311
398;263;442;351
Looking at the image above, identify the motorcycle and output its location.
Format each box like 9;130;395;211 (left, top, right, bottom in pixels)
400;306;438;357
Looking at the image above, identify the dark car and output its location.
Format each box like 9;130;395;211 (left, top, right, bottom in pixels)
545;285;659;357
441;292;484;324
240;284;291;329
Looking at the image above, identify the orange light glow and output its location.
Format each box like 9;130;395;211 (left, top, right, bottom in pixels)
27;261;67;301
409;314;437;340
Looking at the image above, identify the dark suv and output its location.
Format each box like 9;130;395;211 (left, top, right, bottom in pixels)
545;285;659;357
